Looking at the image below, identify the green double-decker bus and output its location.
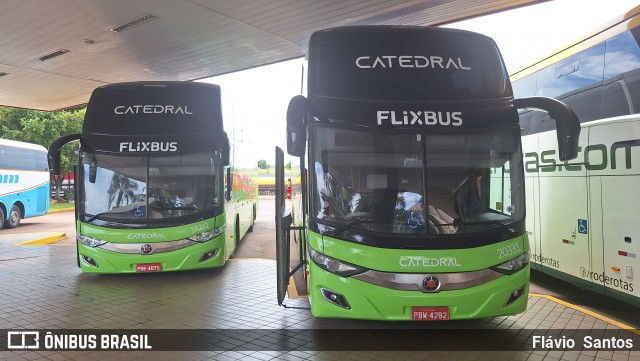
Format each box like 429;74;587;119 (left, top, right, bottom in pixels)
275;26;581;320
49;81;257;274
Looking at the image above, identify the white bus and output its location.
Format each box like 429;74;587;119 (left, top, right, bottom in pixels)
0;138;50;229
511;5;640;307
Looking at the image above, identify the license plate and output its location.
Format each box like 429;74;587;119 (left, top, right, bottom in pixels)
411;307;450;320
136;263;162;272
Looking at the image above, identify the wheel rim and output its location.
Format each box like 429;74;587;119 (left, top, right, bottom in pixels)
10;209;19;224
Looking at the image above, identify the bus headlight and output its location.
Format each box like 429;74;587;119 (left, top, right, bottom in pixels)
491;252;530;275
77;234;107;248
308;246;366;277
188;225;225;242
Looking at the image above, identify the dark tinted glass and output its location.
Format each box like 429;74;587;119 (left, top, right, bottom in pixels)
5;147;37;170
0;146;8;168
309;27;510;102
83;82;223;136
601;81;631;118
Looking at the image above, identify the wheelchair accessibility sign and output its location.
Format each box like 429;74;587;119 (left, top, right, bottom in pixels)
578;219;588;234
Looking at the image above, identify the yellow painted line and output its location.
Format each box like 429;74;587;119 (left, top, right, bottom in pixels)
48;208;74;213
530;293;640;335
16;233;66;246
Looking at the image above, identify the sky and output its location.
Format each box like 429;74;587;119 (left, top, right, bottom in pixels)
200;0;639;169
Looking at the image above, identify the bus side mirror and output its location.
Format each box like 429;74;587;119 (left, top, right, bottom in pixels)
286;95;307;157
514;97;581;161
89;159;97;183
225;168;232;201
220;132;230;166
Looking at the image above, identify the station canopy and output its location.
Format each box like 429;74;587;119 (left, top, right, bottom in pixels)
0;0;540;111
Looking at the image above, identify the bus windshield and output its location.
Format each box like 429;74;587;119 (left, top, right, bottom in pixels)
81;151;221;225
311;125;524;242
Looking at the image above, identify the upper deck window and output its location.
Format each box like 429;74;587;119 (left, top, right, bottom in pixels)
308;28;511;102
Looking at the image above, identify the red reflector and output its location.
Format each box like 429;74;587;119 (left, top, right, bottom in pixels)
618;251;628;256
562;239;569;244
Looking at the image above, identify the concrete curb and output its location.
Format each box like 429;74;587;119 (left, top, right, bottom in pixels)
15;232;67;246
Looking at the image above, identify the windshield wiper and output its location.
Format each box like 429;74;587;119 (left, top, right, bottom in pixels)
85;212;113;223
326;219;391;238
156;205;201;211
455;220;517;237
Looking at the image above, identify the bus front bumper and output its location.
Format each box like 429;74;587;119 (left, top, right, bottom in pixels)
77;234;227;274
308;262;530;320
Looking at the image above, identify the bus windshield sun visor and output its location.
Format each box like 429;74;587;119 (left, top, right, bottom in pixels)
81;133;224;155
81;81;226;155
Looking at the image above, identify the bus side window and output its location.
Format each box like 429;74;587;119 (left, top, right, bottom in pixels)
623;72;640;114
6;147;37;170
512;73;537;98
602;80;632;118
488;163;510;214
517;111;534;136
0;146;7;169
531;110;555;134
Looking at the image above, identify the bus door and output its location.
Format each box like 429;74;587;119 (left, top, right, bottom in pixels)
275;147;293;305
522;132;541;269
275;96;309;306
537;129;591;288
589;120;640;300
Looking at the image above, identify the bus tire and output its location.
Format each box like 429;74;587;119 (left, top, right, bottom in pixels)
7;205;21;228
235;217;240;246
0;207;5;230
76;239;81;268
247;206;255;233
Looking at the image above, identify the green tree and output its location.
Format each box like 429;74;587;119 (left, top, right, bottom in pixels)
257;159;268;169
285;161;292;170
0;107;84;201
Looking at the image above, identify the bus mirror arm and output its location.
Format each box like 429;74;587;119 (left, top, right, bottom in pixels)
514;97;581;161
48;133;81;176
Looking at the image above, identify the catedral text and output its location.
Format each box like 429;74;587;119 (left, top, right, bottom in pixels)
399;256;462;267
355;55;471;70
114;105;193;115
127;233;166;240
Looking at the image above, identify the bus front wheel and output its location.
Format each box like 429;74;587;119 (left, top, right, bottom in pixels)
7;205;21;228
0;207;5;230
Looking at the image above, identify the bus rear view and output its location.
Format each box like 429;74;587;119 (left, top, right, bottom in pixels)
276;26;580;320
